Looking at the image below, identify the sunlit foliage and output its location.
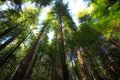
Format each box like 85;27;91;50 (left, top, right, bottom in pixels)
0;0;120;80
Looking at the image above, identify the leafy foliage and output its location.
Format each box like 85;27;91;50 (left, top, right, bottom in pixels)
0;0;120;80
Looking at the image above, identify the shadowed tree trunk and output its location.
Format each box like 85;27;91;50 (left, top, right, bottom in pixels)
84;46;106;80
99;42;120;73
0;37;26;68
0;32;21;51
74;65;82;80
11;27;45;80
24;54;38;80
0;28;13;38
52;62;56;80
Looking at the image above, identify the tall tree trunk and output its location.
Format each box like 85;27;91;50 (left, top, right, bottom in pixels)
99;46;120;72
24;54;38;80
87;47;106;80
0;37;25;68
55;15;69;80
74;65;82;80
71;48;82;80
0;28;13;38
0;32;20;51
11;28;44;80
75;47;91;80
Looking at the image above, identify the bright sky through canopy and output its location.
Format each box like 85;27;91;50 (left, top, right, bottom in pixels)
47;0;88;42
0;0;88;42
65;0;88;25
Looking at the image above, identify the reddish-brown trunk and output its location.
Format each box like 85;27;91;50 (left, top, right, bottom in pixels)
55;15;69;80
76;47;91;80
11;29;44;80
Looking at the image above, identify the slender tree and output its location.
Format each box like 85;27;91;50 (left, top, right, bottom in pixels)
11;22;47;80
52;1;71;80
0;37;26;68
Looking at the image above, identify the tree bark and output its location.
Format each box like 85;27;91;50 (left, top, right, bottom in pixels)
0;37;25;68
55;15;69;80
76;47;91;80
11;28;44;80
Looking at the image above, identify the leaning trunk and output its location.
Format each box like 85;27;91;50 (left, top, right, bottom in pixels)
0;32;20;51
0;28;13;38
11;29;44;80
76;47;91;80
0;37;26;68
